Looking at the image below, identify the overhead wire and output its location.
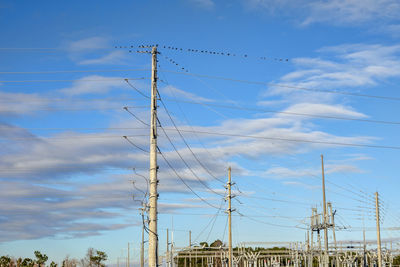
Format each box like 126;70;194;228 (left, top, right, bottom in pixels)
0;69;150;74
0;77;148;83
156;128;400;151
158;65;225;170
157;119;225;196
194;196;226;243
160;69;400;102
157;91;225;184
157;147;220;209
123;136;149;153
124;107;150;126
124;78;151;99
6;127;400;151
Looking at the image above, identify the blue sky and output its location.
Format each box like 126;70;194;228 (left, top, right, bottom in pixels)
1;0;400;265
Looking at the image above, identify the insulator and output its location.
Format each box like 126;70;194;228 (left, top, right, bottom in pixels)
129;50;132;53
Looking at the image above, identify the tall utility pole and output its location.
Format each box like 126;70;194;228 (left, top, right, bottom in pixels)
189;231;191;248
375;192;382;267
167;229;170;267
321;154;329;263
148;46;159;267
140;202;145;267
128;242;130;267
227;167;233;267
328;203;337;267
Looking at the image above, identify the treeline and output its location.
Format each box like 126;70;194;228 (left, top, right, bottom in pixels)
0;248;107;267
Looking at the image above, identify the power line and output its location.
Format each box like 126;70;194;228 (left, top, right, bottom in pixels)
157;120;225;197
0;69;150;74
167;100;400;126
157;92;225;184
6;127;400;150
239;195;313;206
160;69;400;102
157;147;221;209
1;134;147;141
126;44;289;62
4;93;399;126
124;79;151;99
0;77;148;83
123;136;149;153
236;211;306;229
158;128;400;151
124;107;150;126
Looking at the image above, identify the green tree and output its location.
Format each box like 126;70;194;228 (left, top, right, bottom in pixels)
89;251;107;267
16;257;22;267
210;239;223;247
21;258;34;267
34;251;48;267
49;261;58;267
0;256;11;267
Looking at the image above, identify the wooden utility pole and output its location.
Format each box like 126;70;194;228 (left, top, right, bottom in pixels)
189;230;191;248
140;200;146;267
321;154;329;265
328;203;337;267
148;46;159;267
227;167;233;267
375;192;382;267
128;242;130;267
167;229;170;267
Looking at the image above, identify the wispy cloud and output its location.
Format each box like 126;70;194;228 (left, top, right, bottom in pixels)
59;75;127;96
65;36;128;65
265;44;400;102
0;91;50;115
243;0;400;27
161;85;215;102
66;37;109;52
189;0;215;10
78;50;127;65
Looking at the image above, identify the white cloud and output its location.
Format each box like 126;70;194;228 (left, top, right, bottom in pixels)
303;0;400;26
78;50;126;65
0;91;50;115
282;103;367;119
283;181;319;190
243;0;400;27
266;44;400;101
189;0;215;9
66;37;109;52
161;85;215;102
59;75;127;96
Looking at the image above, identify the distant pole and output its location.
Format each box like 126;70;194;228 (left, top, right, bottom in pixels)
228;167;233;267
148;46;159;267
128;242;130;267
189;230;191;248
328;203;337;267
375;192;382;267
167;229;170;267
140;202;145;267
321;154;329;265
363;228;367;267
